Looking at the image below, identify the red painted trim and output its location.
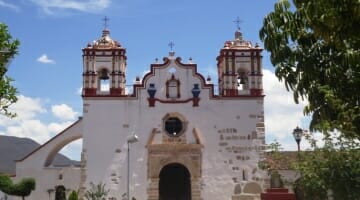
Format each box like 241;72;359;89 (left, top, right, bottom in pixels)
83;88;97;96
110;88;123;95
261;188;296;200
16;118;83;162
82;93;129;97
216;48;263;67
192;98;200;107
132;57;216;99
148;98;156;107
148;97;197;104
250;89;263;96
147;97;201;107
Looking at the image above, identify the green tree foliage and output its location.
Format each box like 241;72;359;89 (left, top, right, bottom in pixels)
258;140;291;173
0;23;19;118
68;190;79;200
260;138;360;199
0;174;35;200
294;135;360;200
260;0;360;138
84;182;109;200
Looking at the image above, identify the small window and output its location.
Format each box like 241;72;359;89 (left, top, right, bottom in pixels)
242;169;247;181
168;80;178;98
166;74;180;99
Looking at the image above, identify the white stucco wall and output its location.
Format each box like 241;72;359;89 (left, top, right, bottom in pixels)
15;56;268;200
81;57;267;200
14;120;83;200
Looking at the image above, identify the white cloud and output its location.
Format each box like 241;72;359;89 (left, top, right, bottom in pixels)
0;95;46;127
0;0;20;12
48;121;74;133
37;54;55;64
30;0;110;14
6;119;51;143
0;95;79;146
51;104;79;120
263;69;309;140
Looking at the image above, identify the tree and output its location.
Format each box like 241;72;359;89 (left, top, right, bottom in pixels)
0;23;19;118
258;140;290;173
294;135;360;200
0;174;36;200
68;190;79;200
259;0;360;138
84;182;109;200
259;138;360;199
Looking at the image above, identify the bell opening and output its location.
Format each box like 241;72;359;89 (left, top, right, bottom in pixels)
99;68;110;80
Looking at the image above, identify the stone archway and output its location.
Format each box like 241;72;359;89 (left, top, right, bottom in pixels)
146;126;204;200
147;144;202;200
55;185;66;200
159;163;191;200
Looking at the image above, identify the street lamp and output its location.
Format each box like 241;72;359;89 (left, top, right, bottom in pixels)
292;126;304;155
127;133;138;200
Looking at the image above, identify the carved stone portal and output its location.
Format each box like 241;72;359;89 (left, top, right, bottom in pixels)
147;143;202;200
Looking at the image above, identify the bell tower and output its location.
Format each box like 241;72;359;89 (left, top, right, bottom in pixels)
82;25;127;97
216;27;263;97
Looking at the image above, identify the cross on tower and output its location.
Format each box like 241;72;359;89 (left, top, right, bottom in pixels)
103;16;110;29
168;41;175;51
233;16;242;30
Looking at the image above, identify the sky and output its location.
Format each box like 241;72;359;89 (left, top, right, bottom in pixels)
0;0;315;161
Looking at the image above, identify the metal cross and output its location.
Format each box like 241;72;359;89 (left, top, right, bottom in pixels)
168;41;175;51
233;16;242;30
103;16;110;29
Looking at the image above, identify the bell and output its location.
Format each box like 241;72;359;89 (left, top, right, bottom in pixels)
239;78;245;85
99;69;109;80
237;76;245;86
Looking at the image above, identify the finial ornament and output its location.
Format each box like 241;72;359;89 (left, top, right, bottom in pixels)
103;16;110;29
168;41;175;51
233;16;242;30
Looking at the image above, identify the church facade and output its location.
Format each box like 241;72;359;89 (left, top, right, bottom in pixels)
15;26;267;200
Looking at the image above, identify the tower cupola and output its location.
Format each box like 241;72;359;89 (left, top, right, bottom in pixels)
92;29;121;48
82;25;127;97
217;24;263;97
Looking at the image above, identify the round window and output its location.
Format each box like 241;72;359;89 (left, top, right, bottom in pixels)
165;117;183;137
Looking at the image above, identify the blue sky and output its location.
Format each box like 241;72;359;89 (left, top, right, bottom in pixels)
0;0;314;160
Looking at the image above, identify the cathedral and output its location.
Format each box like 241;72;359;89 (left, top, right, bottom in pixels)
14;24;267;200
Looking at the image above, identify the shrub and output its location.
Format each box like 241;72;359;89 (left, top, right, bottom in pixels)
68;190;79;200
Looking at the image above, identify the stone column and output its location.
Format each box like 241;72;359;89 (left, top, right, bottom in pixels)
147;178;159;200
191;177;202;200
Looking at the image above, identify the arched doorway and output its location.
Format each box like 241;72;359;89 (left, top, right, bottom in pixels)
55;185;66;200
159;163;191;200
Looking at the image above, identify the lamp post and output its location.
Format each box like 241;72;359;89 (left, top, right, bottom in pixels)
127;134;138;200
292;126;304;159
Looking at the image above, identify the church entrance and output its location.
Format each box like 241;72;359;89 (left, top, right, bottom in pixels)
159;163;191;200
